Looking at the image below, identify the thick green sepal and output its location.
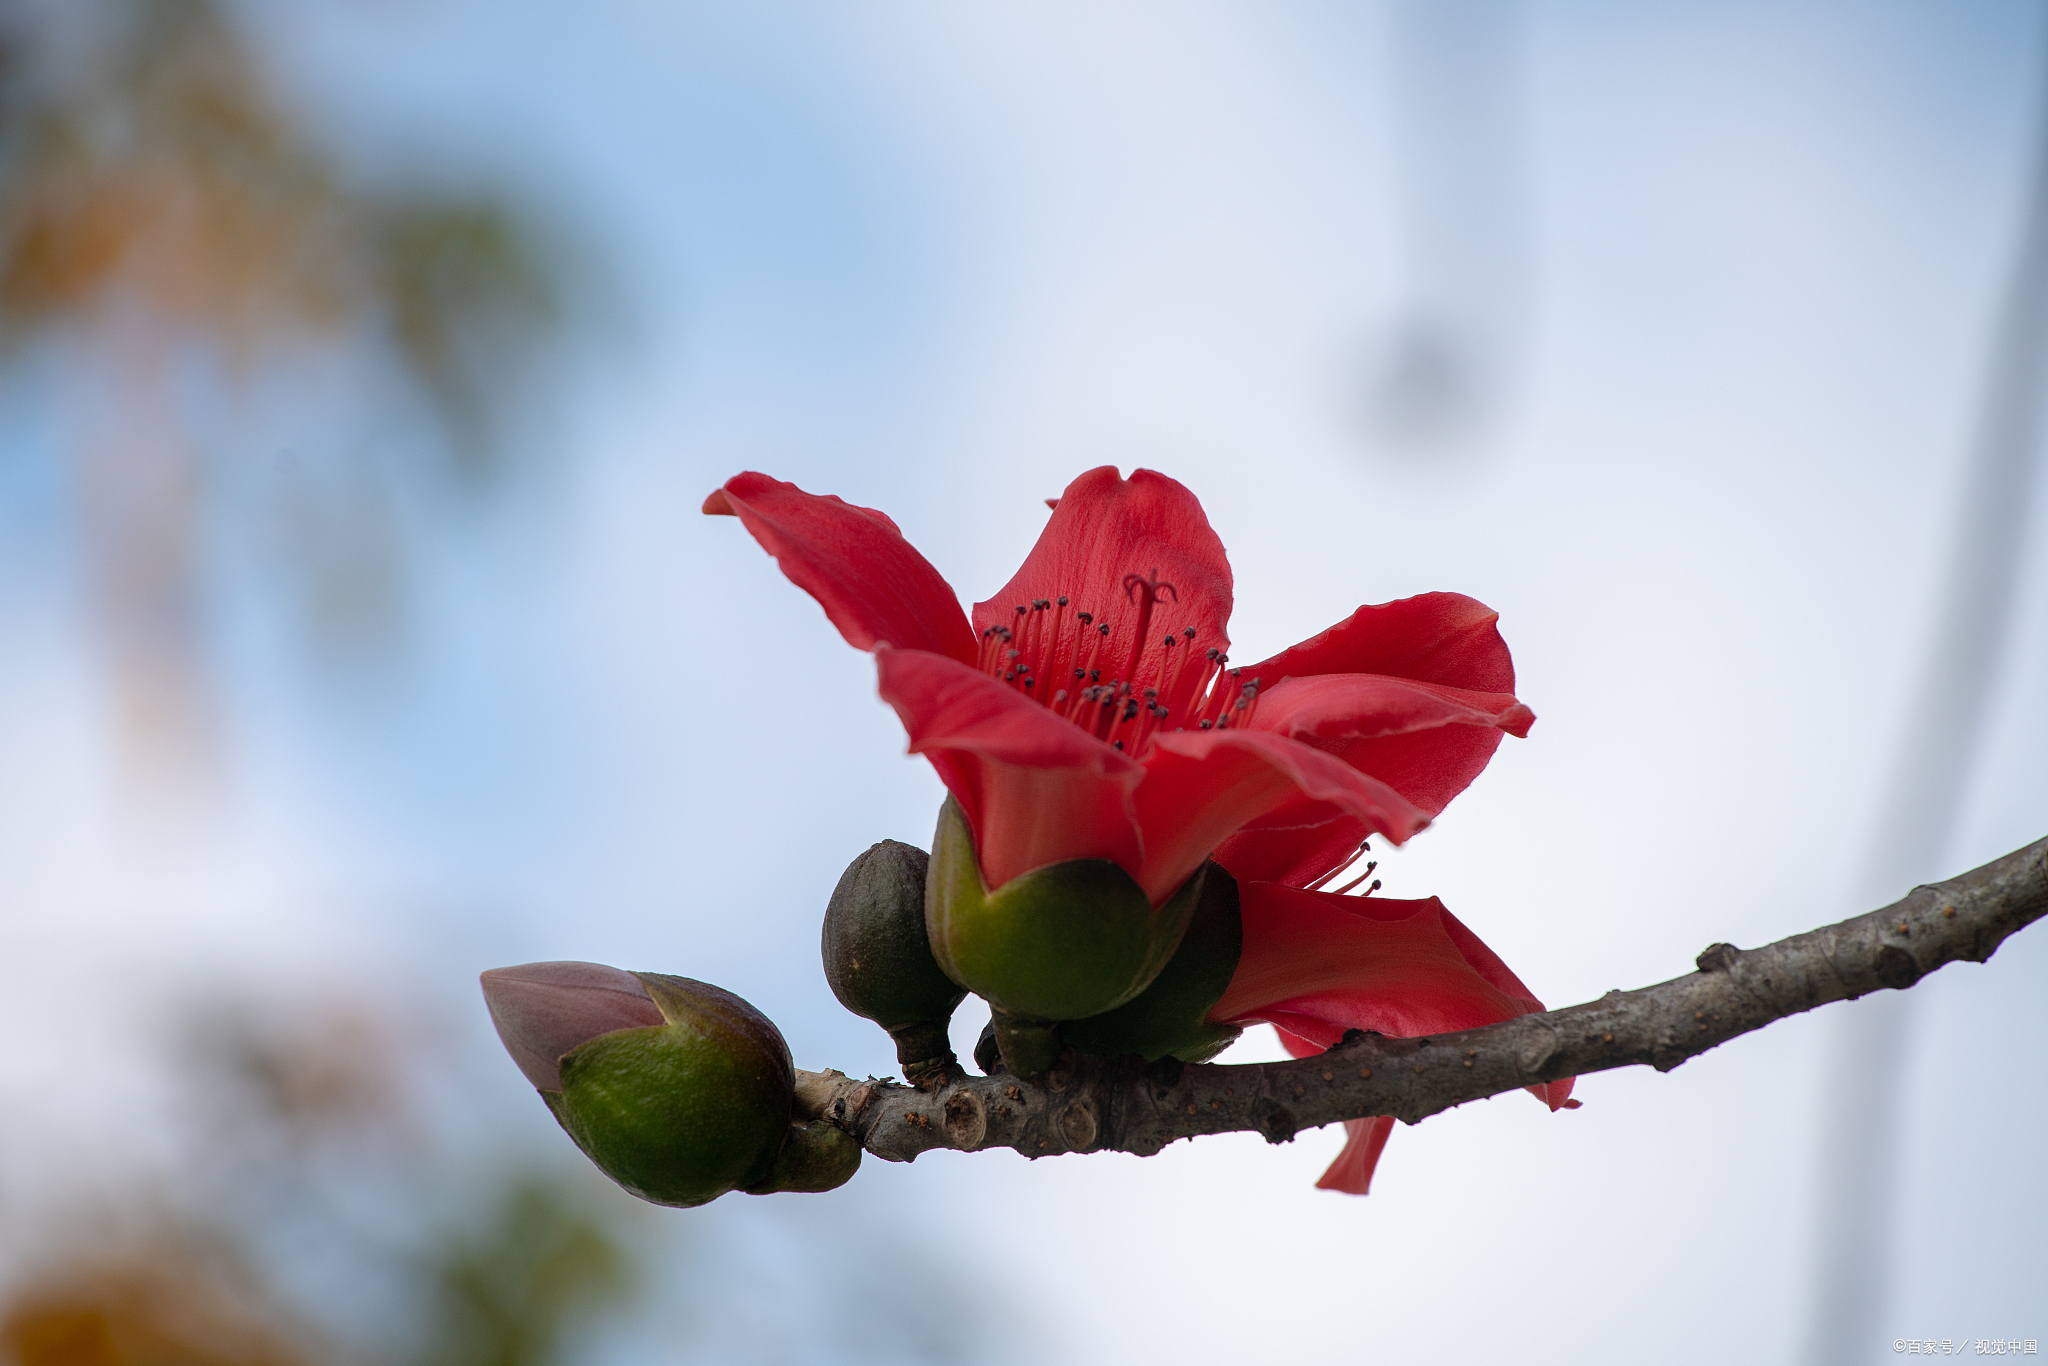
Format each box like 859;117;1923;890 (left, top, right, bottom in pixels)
745;1121;862;1195
925;797;1201;1022
548;975;794;1208
822;840;965;1074
990;1007;1063;1078
1062;861;1245;1063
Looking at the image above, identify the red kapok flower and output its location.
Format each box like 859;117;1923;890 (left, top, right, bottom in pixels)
706;466;1533;902
1206;884;1579;1194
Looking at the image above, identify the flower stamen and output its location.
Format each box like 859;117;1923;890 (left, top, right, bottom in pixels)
1307;840;1374;892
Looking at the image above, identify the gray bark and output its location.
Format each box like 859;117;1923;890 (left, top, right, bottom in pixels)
794;833;2048;1164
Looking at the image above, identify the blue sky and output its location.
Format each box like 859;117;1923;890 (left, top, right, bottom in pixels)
3;3;2045;1361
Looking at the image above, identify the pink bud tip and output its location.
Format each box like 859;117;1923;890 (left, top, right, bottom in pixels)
480;961;666;1092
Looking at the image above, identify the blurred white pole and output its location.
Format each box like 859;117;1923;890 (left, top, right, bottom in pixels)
1366;0;1530;453
1806;13;2048;1361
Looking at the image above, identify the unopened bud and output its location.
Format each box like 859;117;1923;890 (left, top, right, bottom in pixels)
481;963;803;1207
823;840;965;1080
481;961;665;1091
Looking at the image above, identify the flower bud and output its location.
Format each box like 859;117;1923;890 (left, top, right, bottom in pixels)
1061;861;1244;1063
925;797;1202;1073
822;840;965;1080
481;963;801;1207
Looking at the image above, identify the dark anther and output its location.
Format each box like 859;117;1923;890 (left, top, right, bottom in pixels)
1163;635;1175;647
1089;669;1100;681
1015;605;1027;615
1112;740;1124;751
1098;624;1110;636
1200;720;1213;729
1206;647;1220;660
1183;627;1195;638
1073;669;1085;680
1077;612;1092;624
1058;596;1070;606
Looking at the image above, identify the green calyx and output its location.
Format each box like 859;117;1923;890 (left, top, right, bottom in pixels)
822;840;965;1078
925;796;1202;1027
745;1121;862;1195
548;974;795;1208
1061;860;1245;1063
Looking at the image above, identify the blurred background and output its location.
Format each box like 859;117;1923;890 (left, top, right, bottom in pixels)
2;1;2044;1362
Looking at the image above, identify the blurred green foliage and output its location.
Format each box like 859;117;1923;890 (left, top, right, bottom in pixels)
416;1179;632;1366
0;0;577;765
0;998;642;1366
0;0;561;455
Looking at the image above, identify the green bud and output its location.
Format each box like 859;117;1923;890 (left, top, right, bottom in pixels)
1061;861;1244;1063
925;798;1202;1071
822;840;965;1080
745;1120;862;1195
484;962;798;1208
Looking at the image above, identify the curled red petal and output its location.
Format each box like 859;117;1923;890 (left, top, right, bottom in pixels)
1270;1026;1398;1196
1210;887;1533;1036
1133;728;1432;905
875;647;1144;890
1204;675;1531;886
1316;1116;1397;1195
975;467;1233;689
707;472;976;665
1250;674;1533;745
1214;885;1579;1126
1247;592;1517;693
1209;807;1373;889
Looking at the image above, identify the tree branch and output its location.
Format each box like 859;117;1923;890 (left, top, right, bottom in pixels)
794;833;2048;1163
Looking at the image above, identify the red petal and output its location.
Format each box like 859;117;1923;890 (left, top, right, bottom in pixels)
1133;729;1432;905
1251;674;1533;745
975;467;1233;686
875;648;1144;889
1316;1116;1397;1195
1204;675;1533;887
1269;1026;1397;1195
1258;670;1531;818
1247;592;1517;693
707;472;976;665
1209;807;1373;888
1214;885;1579;1122
1211;887;1534;1037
